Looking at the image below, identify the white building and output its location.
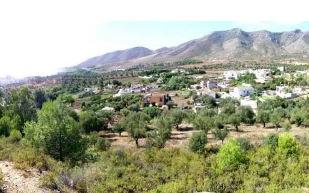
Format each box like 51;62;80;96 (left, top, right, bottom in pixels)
231;84;254;98
275;85;297;99
223;71;241;80
224;69;271;83
84;87;100;94
254;69;271;83
102;107;115;112
206;80;218;89
218;81;229;89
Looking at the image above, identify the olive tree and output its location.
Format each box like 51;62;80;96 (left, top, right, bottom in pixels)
124;112;150;147
147;116;172;148
189;131;207;154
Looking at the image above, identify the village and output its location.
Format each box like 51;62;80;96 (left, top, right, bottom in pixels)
72;66;309;114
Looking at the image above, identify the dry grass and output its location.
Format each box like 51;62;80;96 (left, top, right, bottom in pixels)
102;124;309;149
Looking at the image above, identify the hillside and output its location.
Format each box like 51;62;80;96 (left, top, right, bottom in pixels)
77;28;309;70
78;47;154;68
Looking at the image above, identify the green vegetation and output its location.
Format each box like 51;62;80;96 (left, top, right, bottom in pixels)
24;101;86;163
0;66;308;193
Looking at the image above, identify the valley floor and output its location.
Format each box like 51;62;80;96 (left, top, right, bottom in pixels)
104;124;309;148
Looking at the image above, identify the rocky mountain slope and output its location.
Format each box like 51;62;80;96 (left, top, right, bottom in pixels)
77;28;309;70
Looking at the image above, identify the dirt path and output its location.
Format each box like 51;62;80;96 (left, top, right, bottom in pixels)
0;161;52;193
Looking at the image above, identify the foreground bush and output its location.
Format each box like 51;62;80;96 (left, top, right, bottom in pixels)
24;101;86;163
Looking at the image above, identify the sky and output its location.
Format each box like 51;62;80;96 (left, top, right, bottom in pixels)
1;0;309;78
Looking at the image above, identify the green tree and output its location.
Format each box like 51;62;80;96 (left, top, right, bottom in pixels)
0;116;14;136
124;112;150;147
270;108;284;129
8;87;36;128
189;131;207;154
256;109;270;127
220;101;236;115
59;94;75;107
112;122;125;136
201;95;217;109
80;111;106;133
34;89;47;109
238;106;255;124
24;101;86;163
143;106;161;118
147;116;172;148
169;109;187;130
192;115;214;133
213;127;229;144
229;113;241;131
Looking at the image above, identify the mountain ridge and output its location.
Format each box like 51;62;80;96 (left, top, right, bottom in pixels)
77;28;309;70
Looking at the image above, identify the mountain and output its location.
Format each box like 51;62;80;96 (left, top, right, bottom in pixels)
77;28;309;70
78;47;154;68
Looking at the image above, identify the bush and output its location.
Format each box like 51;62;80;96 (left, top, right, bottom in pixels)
80;111;106;133
11;147;48;170
236;137;252;151
95;138;111;151
277;133;299;158
8;129;22;143
216;139;247;172
265;134;279;150
0;116;13;137
143;106;162;118
189;131;207;154
281;120;292;131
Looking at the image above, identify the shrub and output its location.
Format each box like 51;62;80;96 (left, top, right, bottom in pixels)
277;133;299;158
281;120;292;131
0;116;13;137
236;137;252;151
265;134;279;150
216;139;247;172
189;131;207;154
143;106;162;118
11;147;48;170
8;129;22;143
95;138;111;151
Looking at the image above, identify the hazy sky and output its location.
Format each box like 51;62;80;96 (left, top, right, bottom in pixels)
1;0;309;78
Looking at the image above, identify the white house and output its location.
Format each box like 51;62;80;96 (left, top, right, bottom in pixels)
254;69;271;83
218;81;229;89
102;107;115;112
275;85;297;99
231;84;254;98
206;80;218;89
223;71;241;80
84;87;100;94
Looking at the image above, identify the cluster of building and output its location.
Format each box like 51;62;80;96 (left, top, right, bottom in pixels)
189;67;308;113
113;83;159;97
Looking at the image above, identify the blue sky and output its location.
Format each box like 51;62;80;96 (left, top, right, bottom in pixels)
1;0;309;78
99;21;309;50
